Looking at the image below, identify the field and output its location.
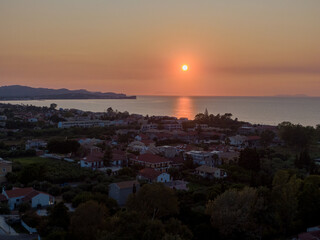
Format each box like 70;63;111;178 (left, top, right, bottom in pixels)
10;156;51;165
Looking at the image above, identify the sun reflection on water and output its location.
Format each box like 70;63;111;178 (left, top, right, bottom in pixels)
173;97;195;120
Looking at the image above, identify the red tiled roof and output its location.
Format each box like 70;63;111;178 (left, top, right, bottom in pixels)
23;191;40;202
83;152;104;162
139;168;161;180
171;156;184;164
5;187;34;198
112;150;127;161
246;136;261;141
298;231;320;240
135;153;171;164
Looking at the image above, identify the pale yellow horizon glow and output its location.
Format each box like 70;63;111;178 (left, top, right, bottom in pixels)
1;1;320;96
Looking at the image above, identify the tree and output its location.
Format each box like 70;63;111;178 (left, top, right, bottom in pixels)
272;170;301;234
126;183;179;219
50;103;57;110
278;122;315;148
48;202;70;230
298;175;320;227
103;145;113;166
260;130;275;146
47;139;80;154
295;149;314;171
238;148;260;171
206;187;260;239
70;201;108;240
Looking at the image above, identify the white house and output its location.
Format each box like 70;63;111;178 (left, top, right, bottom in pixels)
80;152;104;170
2;187;54;210
28;118;38;123
228;135;247;147
195;165;227;179
137;168;171;183
109;180;140;206
25;139;47;150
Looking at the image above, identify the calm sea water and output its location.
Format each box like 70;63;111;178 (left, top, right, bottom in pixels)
1;96;320;126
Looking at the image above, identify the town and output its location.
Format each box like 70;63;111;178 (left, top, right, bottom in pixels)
0;102;319;240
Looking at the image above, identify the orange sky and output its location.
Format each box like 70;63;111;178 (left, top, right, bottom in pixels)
1;1;320;96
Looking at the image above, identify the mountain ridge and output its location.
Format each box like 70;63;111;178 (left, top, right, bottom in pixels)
0;85;136;100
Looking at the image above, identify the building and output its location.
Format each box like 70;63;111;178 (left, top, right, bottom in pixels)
80;150;104;170
157;145;178;158
195;165;227;179
109;180;140;206
218;151;240;164
2;187;54;210
58;120;111;128
228;135;247;147
0;158;12;183
163;123;182;131
183;151;221;167
130;153;172;172
298;226;320;240
137;168;170;183
25;139;47;150
0;115;7;121
111;150;127;166
141;124;158;131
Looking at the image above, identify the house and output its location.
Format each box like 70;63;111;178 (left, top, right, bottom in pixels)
228;135;247;147
80;150;104;170
137;168;170;183
163;123;182;131
0;158;12;183
58;120;111;128
28;118;38;123
2;187;54;210
195;165;227;179
165;180;189;191
0;115;7;121
25;139;47;150
218;151;240;164
130;153;172;172
111;150;127;166
127;141;148;154
298;226;320;240
157;145;178;158
245;136;261;147
183;151;221;167
109;180;140;206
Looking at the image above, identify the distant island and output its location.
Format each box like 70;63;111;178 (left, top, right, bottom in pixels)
0;85;136;100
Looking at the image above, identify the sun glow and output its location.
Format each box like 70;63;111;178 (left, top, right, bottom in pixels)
182;65;188;71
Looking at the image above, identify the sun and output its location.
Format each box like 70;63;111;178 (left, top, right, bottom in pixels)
182;65;188;71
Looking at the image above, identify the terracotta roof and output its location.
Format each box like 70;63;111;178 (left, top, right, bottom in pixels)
139;168;161;180
298;231;320;240
171;156;184;164
83;152;103;162
112;150;127;161
136;153;171;164
5;187;34;198
23;191;40;202
246;136;261;141
114;180;139;189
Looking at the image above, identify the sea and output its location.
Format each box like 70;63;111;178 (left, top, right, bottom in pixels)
1;96;320;126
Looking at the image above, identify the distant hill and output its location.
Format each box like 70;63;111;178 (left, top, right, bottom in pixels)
0;85;136;100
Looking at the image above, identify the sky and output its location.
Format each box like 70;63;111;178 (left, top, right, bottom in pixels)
1;0;320;96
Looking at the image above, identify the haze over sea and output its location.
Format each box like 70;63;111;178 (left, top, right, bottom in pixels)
1;96;320;126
